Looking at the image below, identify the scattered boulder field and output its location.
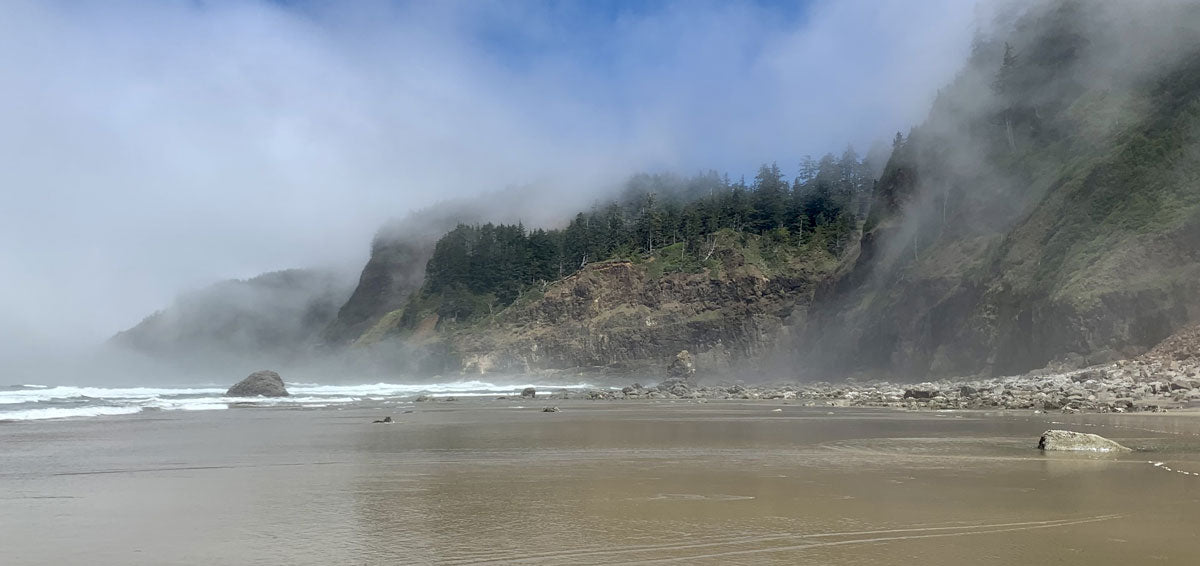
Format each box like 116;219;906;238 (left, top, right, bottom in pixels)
226;370;290;397
524;324;1200;413
526;371;1191;413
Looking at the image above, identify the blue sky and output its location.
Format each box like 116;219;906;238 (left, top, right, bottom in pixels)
0;0;981;348
467;0;814;70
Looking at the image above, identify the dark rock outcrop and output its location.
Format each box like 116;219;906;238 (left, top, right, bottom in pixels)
1038;430;1131;452
668;350;697;380
521;387;537;399
903;386;938;400
226;370;290;397
410;231;830;377
320;237;432;347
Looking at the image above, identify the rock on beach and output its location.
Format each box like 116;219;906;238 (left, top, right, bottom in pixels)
226;370;289;397
668;350;697;380
1038;429;1131;452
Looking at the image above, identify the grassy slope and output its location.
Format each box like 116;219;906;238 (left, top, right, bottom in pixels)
1000;55;1200;307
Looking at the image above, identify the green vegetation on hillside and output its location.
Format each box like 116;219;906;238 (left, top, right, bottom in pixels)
802;0;1200;377
406;155;873;325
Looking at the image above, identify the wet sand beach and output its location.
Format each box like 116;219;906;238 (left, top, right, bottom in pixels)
3;401;1199;564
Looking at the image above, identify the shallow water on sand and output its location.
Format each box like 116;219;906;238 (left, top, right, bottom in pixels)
2;402;1199;564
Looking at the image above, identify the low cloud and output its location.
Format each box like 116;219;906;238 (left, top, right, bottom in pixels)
0;0;978;370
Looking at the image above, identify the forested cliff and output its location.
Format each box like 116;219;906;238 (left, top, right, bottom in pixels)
363;0;1200;379
115;0;1200;381
793;0;1200;378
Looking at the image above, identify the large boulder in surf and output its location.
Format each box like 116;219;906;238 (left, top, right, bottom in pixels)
1038;429;1131;452
226;370;290;397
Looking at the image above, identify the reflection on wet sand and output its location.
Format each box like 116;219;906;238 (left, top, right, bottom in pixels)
2;402;1199;564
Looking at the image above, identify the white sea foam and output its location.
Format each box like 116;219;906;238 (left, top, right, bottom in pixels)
140;398;230;412
0;386;226;404
0;406;144;421
229;396;359;405
176;403;229;412
0;380;596;422
285;381;593;397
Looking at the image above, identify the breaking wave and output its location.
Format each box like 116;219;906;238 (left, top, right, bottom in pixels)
0;380;594;422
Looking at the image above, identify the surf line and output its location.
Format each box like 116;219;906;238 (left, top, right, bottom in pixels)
603;514;1122;565
449;514;1121;565
1150;461;1199;478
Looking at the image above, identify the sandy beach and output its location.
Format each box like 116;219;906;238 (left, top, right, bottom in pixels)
3;401;1200;565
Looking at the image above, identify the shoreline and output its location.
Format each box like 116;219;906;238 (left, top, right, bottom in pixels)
6;356;1199;424
468;369;1200;415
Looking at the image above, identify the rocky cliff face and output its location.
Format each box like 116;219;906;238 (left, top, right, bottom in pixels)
318;197;526;348
319;236;432;348
171;1;1200;382
793;1;1200;379
371;232;840;377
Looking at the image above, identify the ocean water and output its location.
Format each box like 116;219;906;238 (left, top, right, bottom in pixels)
0;380;597;421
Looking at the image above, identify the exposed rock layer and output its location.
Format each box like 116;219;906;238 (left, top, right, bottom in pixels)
394;233;835;376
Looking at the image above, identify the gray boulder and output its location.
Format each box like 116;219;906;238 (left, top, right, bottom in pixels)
903;386;938;400
1038;429;1131;452
226;370;289;397
668;350;696;380
521;387;537;399
657;377;693;397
